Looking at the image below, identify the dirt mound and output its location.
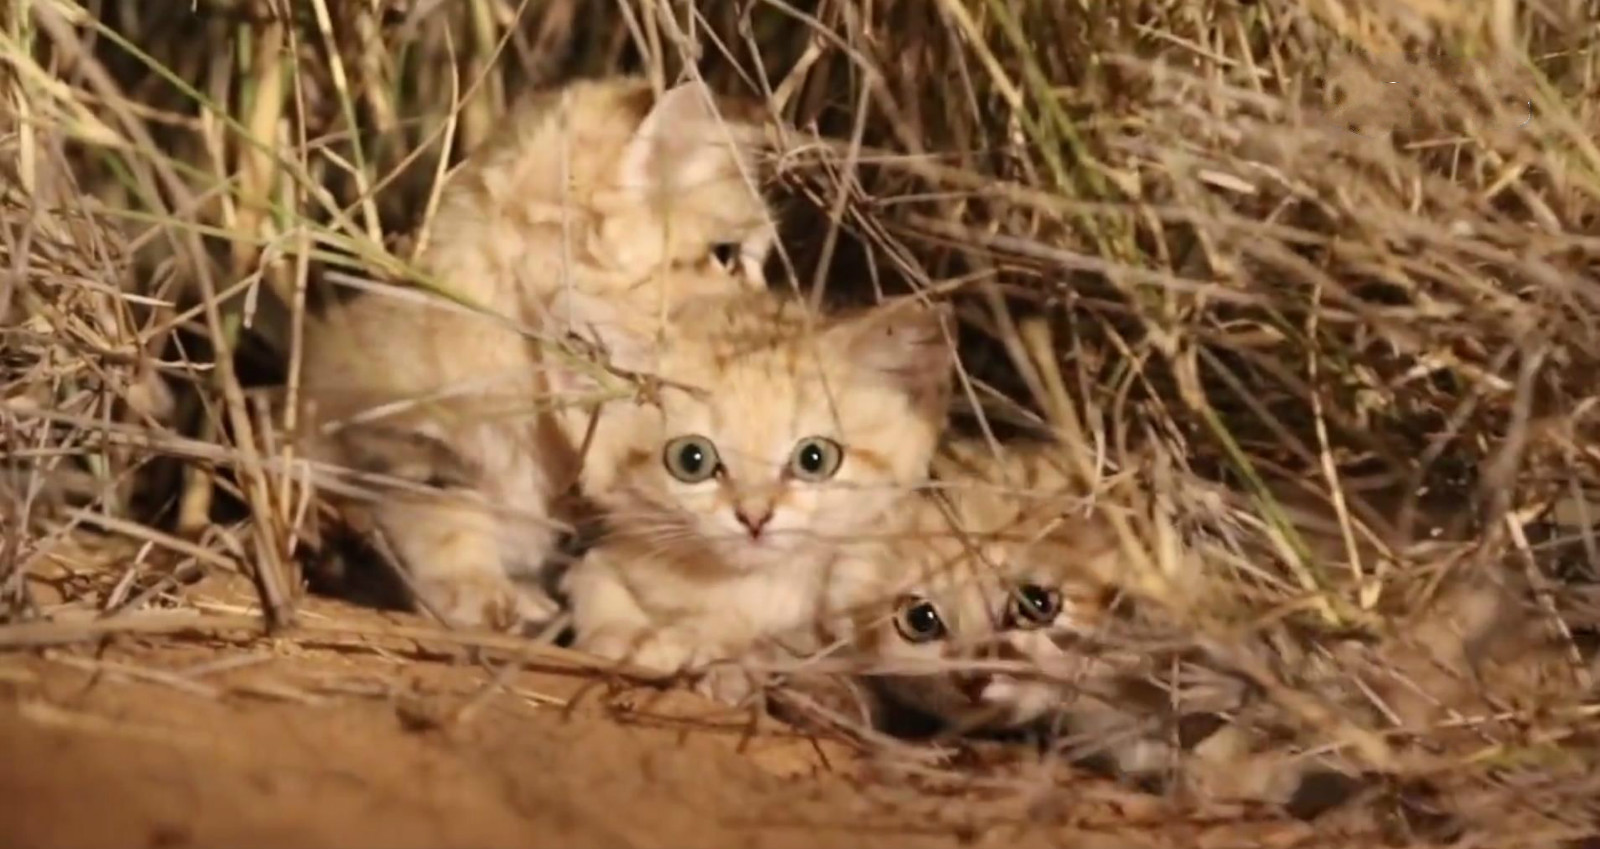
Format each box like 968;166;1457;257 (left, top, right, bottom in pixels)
0;590;1355;849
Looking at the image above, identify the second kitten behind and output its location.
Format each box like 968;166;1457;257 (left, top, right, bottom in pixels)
851;439;1356;811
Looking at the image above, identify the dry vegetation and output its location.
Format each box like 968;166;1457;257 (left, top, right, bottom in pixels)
4;0;1600;846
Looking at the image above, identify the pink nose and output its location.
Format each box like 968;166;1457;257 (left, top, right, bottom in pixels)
735;508;772;538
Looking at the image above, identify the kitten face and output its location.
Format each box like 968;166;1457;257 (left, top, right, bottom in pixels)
566;289;953;574
587;80;775;287
865;491;1122;731
431;76;777;307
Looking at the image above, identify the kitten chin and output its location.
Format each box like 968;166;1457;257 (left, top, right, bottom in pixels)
298;75;778;633
561;287;955;697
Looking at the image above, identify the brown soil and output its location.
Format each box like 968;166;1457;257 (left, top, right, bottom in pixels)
0;576;1364;849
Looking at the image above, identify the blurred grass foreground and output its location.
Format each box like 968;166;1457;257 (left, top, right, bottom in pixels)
3;0;1600;844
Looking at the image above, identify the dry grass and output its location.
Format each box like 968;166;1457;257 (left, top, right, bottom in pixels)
4;0;1600;845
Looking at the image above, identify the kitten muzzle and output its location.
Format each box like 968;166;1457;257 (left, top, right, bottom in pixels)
955;639;1032;704
953;671;993;704
733;500;774;538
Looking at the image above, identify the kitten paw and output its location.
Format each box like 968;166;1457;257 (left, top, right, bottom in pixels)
580;628;766;704
694;662;762;706
414;574;558;632
581;625;704;679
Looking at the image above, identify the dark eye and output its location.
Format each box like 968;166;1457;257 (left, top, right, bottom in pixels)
710;242;740;272
662;435;721;483
788;436;843;482
892;595;948;644
1007;582;1063;629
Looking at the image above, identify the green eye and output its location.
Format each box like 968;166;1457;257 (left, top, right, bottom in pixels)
662;435;721;483
788;436;844;481
893;595;948;644
1006;582;1063;629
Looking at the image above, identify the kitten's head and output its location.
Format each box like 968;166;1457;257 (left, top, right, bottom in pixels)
862;489;1125;732
590;79;776;288
555;288;953;572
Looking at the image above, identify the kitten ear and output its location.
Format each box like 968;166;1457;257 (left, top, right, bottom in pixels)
616;80;758;195
830;298;956;409
544;289;655;393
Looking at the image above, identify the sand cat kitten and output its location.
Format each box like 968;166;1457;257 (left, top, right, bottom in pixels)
555;286;954;694
857;441;1356;810
300;76;776;631
853;440;1141;733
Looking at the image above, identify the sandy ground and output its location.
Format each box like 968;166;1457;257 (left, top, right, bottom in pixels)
0;579;1400;849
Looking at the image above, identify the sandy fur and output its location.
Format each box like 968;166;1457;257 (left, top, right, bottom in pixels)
558;286;955;696
298;76;776;631
854;438;1130;730
857;439;1365;806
